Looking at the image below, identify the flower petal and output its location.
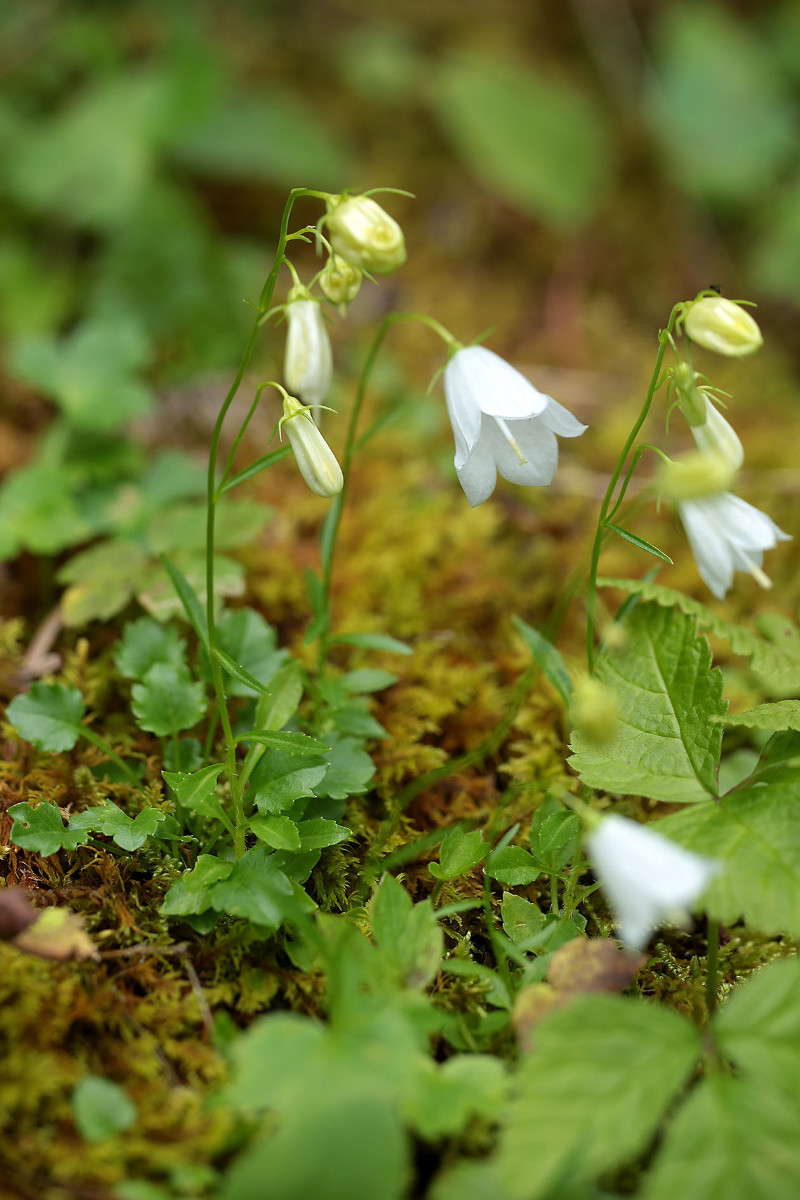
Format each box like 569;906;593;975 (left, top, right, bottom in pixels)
444;351;484;467
455;432;498;507
537;396;588;438
452;346;550;420
679;500;733;599
482;416;558;487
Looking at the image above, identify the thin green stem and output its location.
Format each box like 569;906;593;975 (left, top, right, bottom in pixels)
205;187;318;854
315;311;459;679
79;726;137;782
586;305;681;671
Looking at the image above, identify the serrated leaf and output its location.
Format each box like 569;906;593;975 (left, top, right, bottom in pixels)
655;773;800;937
162;763;225;810
484;845;541;886
297;818;351;851
598;577;800;690
160;854;233;917
208;847;302;929
114;617;186;680
715;957;800;1101
252;764;327;815
9;801;91;856
371;875;443;990
68;803;167;852
7;681;85;752
512;616;572;707
718;700;800;732
606;523;673;564
570;602;725;804
429;826;487;881
498;995;700;1199
642;1073;800;1200
131;663;206;736
535;811;580;868
314;734;374;800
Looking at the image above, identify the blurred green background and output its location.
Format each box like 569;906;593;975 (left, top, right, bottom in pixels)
0;0;798;585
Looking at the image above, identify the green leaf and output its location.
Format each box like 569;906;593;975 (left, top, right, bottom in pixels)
484;845;541;886
340;668;398;693
9;801;91;856
500;893;545;946
512;617;572;706
329;632;412;655
236;730;329;756
160;554;210;652
249;814;302;852
642;1073;800;1200
219;445;293;495
208;847;305;930
371;875;443;990
605;522;673;564
11;317;153;431
497;995;700;1199
213;647;274;696
429;826;487;880
114;616;186;681
533;811;580;871
160;854;233;917
59;539;150;626
171;91;358;189
647;5;796;205
598;578;800;691
433;52;612;229
296;818;351;851
7;681;85;753
162;763;225;812
72;1076;137;1143
570;602;725;804
250;661;305;732
655;772;800;937
718;700;800;732
0;462;91;559
68;803;168;852
404;1055;508;1141
252;764;327;815
715;957;800;1101
131;663;206;736
205;607;286;697
314;734;375;800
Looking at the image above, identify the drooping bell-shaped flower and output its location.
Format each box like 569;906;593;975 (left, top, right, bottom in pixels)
443;345;586;507
683;296;762;357
281;394;343;498
283;291;333;407
689;397;744;472
325;195;406;275
586;814;720;950
678;491;790;600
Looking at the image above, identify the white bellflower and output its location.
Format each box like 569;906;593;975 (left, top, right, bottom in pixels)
586;814;719;950
690;397;744;472
443;345;586;507
284;297;333;407
678;492;790;600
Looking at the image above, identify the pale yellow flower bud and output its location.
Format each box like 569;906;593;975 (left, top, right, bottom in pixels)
570;677;619;744
281;395;343;498
319;255;362;307
660;452;735;503
683;297;762;357
325;195;406;275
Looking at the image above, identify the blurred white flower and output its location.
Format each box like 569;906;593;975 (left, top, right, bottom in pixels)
443;345;587;507
284;296;333;407
678;491;790;600
690;397;744;472
281;394;343;498
586;814;720;950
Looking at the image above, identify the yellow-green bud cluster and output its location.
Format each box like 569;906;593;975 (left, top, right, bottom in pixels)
325;195;406;275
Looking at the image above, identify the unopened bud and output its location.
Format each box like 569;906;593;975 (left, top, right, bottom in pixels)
284;292;333;406
571;677;619;744
683;296;762;358
325;194;406;275
661;451;735;503
672;362;706;427
319;255;362;307
281;395;343;498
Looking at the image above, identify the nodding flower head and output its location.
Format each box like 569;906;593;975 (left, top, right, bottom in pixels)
325;194;406;276
443;344;586;507
682;296;763;358
283;292;333;407
280;394;343;498
319;255;363;308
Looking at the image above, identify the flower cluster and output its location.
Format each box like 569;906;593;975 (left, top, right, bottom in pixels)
667;298;789;599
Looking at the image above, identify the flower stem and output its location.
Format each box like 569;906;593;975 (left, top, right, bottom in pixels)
585;305;681;671
204;187;317;854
